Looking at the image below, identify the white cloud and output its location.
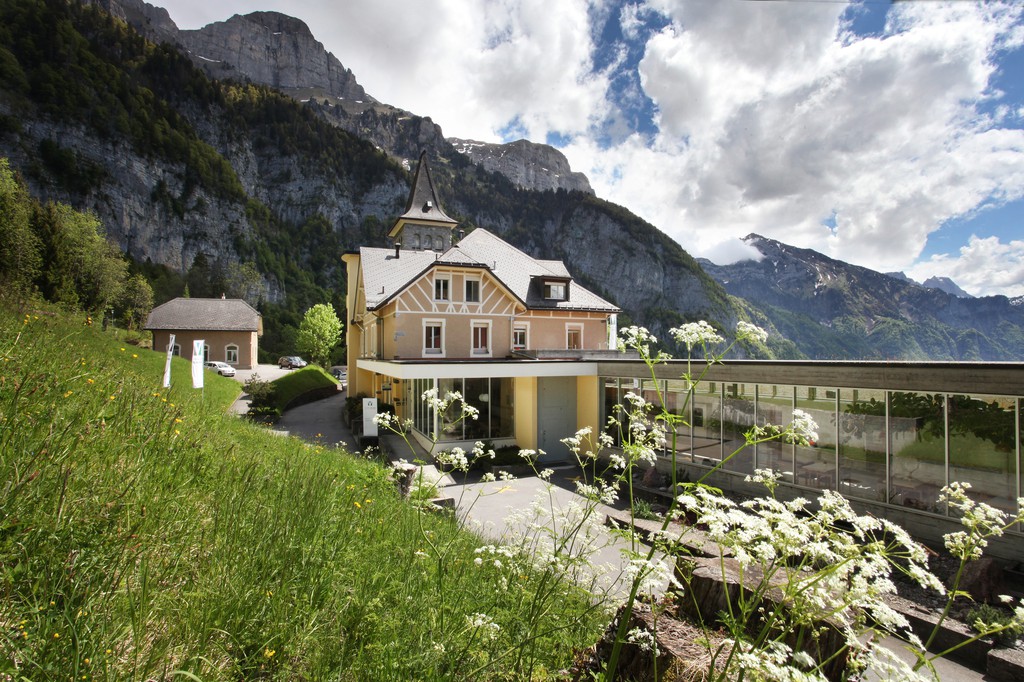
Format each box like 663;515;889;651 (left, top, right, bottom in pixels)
907;235;1024;298
576;1;1024;280
158;0;1024;296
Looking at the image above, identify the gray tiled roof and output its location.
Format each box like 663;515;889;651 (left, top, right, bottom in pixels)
146;298;262;332
361;229;619;313
395;151;457;228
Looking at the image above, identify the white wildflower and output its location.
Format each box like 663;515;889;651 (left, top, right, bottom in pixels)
736;320;769;344
670;320;724;350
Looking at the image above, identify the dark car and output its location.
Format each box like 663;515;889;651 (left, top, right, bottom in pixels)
278;355;308;369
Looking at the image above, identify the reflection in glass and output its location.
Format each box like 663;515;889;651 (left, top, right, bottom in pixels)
756;384;794;482
664;379;693;461
437;377;464;439
721;383;755;475
949;394;1017;514
796;386;837;491
493;378;514;438
838;389;887;502
888;392;945;512
692;381;722;465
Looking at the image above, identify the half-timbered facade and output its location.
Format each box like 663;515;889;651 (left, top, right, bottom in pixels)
343;152;620;461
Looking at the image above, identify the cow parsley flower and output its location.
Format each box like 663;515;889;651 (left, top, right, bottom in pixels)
670;320;724;350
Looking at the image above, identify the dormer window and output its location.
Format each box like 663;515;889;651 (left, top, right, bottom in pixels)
543;281;567;301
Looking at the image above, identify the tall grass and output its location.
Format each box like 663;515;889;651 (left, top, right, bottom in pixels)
0;306;603;679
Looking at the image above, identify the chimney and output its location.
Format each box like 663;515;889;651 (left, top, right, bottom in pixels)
394;242;401;258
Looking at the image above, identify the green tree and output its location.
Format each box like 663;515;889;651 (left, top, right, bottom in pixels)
0;158;41;299
296;303;343;368
119;272;154;330
33;201;126;313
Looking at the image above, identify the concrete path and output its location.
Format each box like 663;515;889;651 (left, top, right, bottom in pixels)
227;389;990;681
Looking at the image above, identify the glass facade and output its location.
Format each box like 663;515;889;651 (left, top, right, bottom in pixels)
405;377;514;442
600;376;1022;525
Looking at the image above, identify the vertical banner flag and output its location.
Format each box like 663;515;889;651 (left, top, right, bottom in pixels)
162;333;175;388
192;339;205;389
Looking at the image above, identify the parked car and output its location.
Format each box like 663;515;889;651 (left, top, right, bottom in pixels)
204;360;236;377
278;355;308;369
329;366;347;380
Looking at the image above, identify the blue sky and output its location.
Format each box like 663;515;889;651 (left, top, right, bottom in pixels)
159;0;1024;297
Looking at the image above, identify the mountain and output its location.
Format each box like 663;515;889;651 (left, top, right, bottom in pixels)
699;235;1024;360
922;276;973;298
449;138;593;194
0;0;739;359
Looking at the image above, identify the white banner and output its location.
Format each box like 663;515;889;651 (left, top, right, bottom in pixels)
162;333;175;388
191;339;205;389
362;398;378;437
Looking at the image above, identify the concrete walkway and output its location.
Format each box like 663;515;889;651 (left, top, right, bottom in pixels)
228;390;991;681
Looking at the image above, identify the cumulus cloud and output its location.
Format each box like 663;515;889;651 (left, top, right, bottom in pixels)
574;1;1024;282
907;235;1024;298
160;0;1024;295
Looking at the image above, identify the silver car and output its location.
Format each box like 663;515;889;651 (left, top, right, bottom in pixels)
204;360;236;377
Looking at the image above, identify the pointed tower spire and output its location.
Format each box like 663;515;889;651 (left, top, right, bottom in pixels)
388;151;459;251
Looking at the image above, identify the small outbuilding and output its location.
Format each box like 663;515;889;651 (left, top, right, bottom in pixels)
146;297;262;369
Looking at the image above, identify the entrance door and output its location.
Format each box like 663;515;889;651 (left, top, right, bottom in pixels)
537;376;577;464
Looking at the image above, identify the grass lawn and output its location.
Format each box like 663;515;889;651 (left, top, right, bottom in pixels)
0;305;606;680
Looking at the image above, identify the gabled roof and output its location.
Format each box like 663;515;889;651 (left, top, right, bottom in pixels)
360;228;619;313
387;151;457;239
146;298;262;332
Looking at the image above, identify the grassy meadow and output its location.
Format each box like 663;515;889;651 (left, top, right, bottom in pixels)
0;305;605;680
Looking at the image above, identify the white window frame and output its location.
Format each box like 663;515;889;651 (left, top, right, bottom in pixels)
544;281;567;300
471;320;492;357
465;276;481;303
423;319;446;357
434;274;451;302
225;344;239;365
566;324;583;350
512;323;529;351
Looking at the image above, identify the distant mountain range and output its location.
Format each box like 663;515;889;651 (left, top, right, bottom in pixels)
700;235;1024;360
1;0;1021;360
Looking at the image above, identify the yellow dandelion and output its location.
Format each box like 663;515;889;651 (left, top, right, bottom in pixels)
64;391;73;398
132;354;138;359
53;632;60;639
109;395;116;401
119;348;125;352
174;429;180;435
87;378;94;384
353;501;361;509
264;648;275;658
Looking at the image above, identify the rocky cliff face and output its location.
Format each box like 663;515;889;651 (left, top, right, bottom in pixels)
178;12;372;105
449;138;593;195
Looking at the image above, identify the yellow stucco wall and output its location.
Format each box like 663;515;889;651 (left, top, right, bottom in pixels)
576;375;601;437
514;376;538;450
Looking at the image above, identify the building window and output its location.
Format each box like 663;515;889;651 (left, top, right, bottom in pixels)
434;275;450;301
172;344;181;356
465;278;481;303
225;344;239;364
567;325;582;350
434;236;444;250
512;324;528;351
203;344;210;361
409;233;420;249
544;281;567;300
423;320;445;356
472;321;491;356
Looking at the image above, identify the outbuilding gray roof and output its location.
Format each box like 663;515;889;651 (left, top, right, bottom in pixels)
360;228;619;313
146;298;262;332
